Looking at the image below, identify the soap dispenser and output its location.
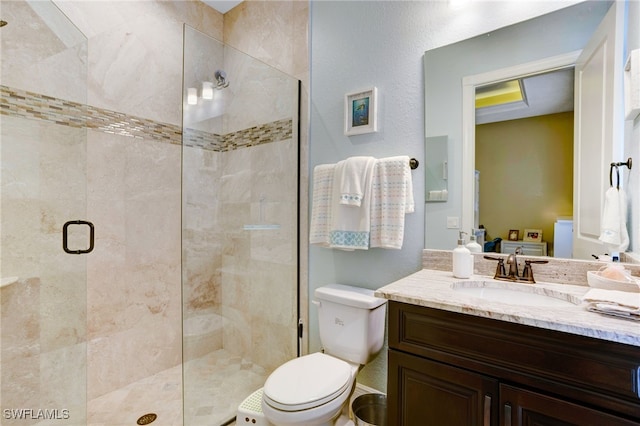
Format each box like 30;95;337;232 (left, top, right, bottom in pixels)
453;231;472;279
466;230;483;253
465;230;482;274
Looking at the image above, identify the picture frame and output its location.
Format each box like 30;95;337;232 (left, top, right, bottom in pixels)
523;229;543;242
344;87;378;136
508;229;519;241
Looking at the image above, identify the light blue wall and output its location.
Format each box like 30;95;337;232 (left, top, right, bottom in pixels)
309;0;429;338
309;1;436;389
309;2;428;388
307;0;606;391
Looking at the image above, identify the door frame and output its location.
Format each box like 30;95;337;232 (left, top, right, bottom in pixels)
460;51;581;237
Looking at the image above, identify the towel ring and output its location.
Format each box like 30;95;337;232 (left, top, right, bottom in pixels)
609;157;632;189
609;165;620;189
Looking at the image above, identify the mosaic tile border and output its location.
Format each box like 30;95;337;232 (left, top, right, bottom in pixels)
1;85;292;152
220;118;293;152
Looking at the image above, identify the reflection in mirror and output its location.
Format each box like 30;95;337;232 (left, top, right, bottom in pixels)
475;68;574;257
423;1;638;261
425;135;448;202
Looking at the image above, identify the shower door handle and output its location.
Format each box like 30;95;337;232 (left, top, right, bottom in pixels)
62;220;94;254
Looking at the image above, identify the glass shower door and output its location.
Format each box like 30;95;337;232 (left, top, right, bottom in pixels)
182;25;300;425
1;1;89;424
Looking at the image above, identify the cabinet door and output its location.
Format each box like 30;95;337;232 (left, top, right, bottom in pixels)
389;349;498;426
500;384;639;426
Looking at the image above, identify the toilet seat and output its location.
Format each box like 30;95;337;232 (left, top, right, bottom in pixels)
263;352;353;412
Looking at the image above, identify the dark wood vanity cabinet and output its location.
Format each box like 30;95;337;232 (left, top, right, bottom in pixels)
387;301;640;426
389;349;499;425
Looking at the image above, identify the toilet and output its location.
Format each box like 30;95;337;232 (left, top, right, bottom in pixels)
261;284;387;426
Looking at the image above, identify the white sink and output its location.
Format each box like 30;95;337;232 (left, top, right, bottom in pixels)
452;281;580;307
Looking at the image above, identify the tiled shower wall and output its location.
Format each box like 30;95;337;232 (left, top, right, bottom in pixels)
2;2;90;420
2;0;309;408
1;62;295;404
182;24;299;374
224;1;311;357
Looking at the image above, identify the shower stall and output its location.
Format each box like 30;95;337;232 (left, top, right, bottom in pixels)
0;1;300;425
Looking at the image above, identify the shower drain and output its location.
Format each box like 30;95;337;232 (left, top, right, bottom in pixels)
136;413;157;425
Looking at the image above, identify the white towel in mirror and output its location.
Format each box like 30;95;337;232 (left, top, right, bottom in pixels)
599;186;629;252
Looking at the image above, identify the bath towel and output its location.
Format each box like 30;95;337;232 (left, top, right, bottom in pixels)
328;157;377;250
309;164;335;247
583;288;640;321
370;156;415;249
599;186;629;252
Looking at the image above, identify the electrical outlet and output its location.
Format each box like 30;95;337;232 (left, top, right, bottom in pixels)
446;216;460;229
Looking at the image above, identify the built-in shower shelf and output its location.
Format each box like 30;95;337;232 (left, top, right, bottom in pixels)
243;224;281;230
244;196;281;231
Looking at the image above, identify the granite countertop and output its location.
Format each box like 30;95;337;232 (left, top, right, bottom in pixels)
375;268;640;347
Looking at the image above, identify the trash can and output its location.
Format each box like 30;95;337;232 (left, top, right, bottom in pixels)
352;393;387;426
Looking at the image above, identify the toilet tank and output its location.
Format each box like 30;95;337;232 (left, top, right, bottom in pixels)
314;284;387;365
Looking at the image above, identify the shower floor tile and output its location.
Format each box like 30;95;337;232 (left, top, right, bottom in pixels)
87;349;266;426
87;363;182;426
184;349;266;426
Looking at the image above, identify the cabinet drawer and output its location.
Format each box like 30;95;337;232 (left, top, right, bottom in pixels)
389;302;640;419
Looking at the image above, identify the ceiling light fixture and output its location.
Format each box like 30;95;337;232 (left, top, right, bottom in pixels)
475;80;525;109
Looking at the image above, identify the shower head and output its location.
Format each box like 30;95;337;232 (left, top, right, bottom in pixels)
214;70;229;89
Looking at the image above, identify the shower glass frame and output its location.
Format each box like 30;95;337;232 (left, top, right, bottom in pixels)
181;25;301;426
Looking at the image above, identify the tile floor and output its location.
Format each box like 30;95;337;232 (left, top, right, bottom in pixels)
86;350;382;426
183;350;266;426
87;349;266;426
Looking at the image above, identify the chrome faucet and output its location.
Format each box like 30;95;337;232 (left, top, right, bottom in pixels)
484;247;548;283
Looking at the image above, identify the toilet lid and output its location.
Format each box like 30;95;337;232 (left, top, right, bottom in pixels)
263;352;353;412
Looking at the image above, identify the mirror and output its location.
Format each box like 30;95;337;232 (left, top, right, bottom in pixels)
424;1;637;260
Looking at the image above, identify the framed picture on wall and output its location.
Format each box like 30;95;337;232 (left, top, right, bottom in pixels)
523;229;543;242
344;87;378;136
508;229;519;241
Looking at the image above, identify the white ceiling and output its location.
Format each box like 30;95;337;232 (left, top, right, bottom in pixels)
476;67;575;124
201;0;243;14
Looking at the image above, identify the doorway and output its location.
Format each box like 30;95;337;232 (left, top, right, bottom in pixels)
474;68;575;256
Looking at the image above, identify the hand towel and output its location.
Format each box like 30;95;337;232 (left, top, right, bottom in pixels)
370;156;415;249
337;156;376;206
599;187;629;252
329;157;377;250
309;164;335;247
583;288;640;321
